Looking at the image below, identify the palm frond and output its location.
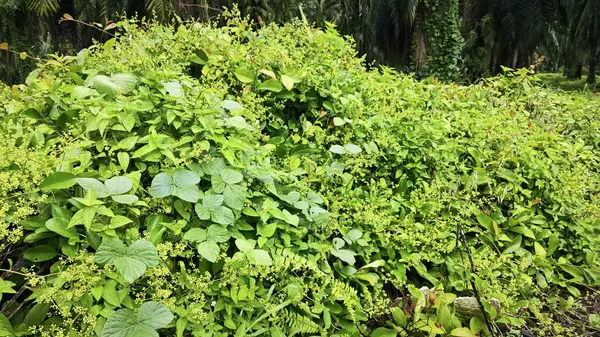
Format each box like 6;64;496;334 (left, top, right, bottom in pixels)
25;0;59;17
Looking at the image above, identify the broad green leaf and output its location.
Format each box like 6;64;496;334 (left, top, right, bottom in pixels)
109;216;133;229
332;249;355;264
46;218;79;239
257;79;283;92
344;144;362;154
246;249;273;266
103;280;121;307
223;184;246;210
212;206;235;225
110;73;138;93
40;172;77;191
183;228;207;242
280;75;294;90
224;116;253;130
95;240;159;283
476;213;498;236
0;313;12;336
23;302;51;326
173;185;200;203
163;81;183;98
235;239;255;252
24;245;57;262
172;170;200;186
234;68;254;83
149;173;174;198
90;75;118;96
272;209;299;226
111;194;139;204
118;152;130;172
347;229;362;241
547;234;559;255
68;207;96;229
221;100;243;111
77;178;110;198
534;242;547;258
329;145;345;154
451;327;477;337
503;235;522;254
207;225;230;243
220;169;243;184
202;194;224;210
197;241;220;262
101;301;173;337
371;327;397;337
105;177;133;195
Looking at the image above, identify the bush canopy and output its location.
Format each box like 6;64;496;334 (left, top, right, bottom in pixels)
0;15;599;337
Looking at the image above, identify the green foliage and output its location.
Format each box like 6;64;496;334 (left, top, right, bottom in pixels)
0;15;599;337
420;0;463;81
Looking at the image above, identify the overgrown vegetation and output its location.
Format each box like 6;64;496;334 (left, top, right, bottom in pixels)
0;16;599;337
1;0;599;84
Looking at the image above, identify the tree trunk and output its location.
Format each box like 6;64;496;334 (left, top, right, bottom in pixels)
566;62;583;79
589;55;597;85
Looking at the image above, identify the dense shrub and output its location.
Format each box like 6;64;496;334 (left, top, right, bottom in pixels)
0;14;599;337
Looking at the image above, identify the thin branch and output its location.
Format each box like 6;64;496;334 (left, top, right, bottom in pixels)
456;223;500;337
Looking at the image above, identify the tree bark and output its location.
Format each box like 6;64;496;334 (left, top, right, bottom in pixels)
566;61;583;79
590;55;597;85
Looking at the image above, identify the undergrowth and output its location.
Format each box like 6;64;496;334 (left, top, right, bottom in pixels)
0;13;599;337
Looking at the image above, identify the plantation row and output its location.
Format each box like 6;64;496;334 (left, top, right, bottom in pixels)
0;15;599;337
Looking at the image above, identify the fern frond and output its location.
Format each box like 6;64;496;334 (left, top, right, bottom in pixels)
277;309;321;335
